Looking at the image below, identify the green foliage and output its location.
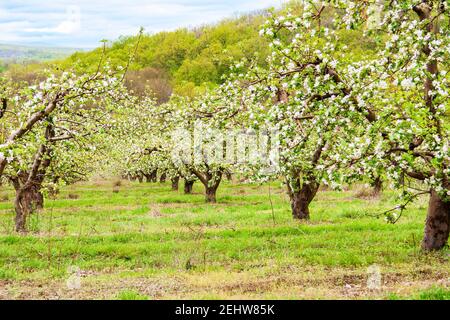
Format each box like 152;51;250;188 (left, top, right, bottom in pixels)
418;287;450;300
116;290;149;300
54;13;271;97
388;287;450;300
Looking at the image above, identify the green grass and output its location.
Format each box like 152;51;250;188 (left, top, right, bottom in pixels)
417;287;450;300
0;180;448;300
116;290;149;300
388;287;450;300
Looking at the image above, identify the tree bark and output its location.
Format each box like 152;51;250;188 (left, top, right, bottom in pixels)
31;184;44;210
171;176;180;191
150;170;157;183
184;179;194;194
191;169;223;203
205;186;218;203
287;179;319;220
422;190;450;251
160;173;167;183
12;124;54;232
14;186;36;233
372;176;383;196
137;174;144;183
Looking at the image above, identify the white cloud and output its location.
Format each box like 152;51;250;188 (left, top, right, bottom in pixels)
25;20;80;34
0;0;285;47
25;6;81;34
0;8;8;18
137;4;194;16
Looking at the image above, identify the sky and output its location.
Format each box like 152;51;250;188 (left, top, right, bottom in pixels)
0;0;285;49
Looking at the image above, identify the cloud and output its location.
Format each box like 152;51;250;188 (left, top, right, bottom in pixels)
24;6;81;34
25;20;80;34
0;0;284;48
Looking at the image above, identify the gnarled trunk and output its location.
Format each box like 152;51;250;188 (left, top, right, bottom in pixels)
31;184;44;210
372;176;383;196
184;179;194;194
14;185;35;233
145;170;158;183
13;178;45;233
171;176;180;191
12;124;54;233
422;190;450;251
151;171;158;183
287;179;319;220
205;186;218;203
11;171;45;233
195;171;222;203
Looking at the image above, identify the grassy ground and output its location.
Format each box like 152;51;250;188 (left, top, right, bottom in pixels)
0;180;449;300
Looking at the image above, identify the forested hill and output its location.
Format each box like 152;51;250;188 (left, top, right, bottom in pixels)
58;11;273;102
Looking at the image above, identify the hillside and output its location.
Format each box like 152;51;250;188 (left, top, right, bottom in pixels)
58;12;272;101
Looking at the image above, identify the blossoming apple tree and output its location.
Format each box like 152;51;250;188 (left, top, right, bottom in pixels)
230;3;372;219
231;0;448;251
0;66;130;232
337;0;449;250
167;93;243;203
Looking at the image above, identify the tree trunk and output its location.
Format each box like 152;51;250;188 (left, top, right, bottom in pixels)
372;177;383;196
184;179;194;194
171;177;180;191
32;185;44;210
150;170;157;183
14;186;34;233
205;186;218;203
225;171;232;181
422;190;450;251
137;175;143;183
287;180;319;220
12;124;54;233
144;174;152;183
13;175;46;233
160;173;167;183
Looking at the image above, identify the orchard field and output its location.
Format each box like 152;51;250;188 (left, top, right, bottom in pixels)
0;179;448;300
